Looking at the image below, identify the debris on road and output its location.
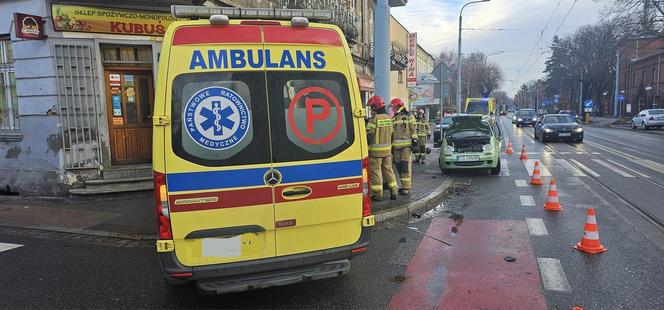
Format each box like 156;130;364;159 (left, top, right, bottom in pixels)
504;256;517;262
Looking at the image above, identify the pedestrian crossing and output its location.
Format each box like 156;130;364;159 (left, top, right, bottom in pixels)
0;242;23;253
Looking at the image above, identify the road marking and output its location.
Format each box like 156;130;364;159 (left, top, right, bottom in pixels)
526;218;548;236
605;159;651;178
591;152;601;155
522;159;552;176
556;159;586;176
576;151;584;154
559;151;572;155
520;195;536;207
537;258;571;292
591;159;634;177
0;242;23;253
500;158;510;176
569;159;600;177
585;140;639;160
515;179;528;187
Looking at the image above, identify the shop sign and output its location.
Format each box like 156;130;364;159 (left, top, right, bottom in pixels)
407;33;417;88
51;4;177;36
14;13;47;40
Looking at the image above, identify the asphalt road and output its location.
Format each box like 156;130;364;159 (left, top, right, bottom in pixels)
1;116;663;309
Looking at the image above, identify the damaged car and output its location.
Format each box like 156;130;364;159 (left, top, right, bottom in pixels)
439;115;502;175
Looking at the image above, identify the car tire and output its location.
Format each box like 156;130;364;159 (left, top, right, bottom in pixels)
575;138;583;143
642;122;648;130
490;159;501;175
631;122;637;129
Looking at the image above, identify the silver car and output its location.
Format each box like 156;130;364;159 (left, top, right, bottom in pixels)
632;109;664;130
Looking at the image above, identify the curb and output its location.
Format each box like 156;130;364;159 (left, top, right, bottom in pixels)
373;178;453;223
608;124;664;136
0;222;157;240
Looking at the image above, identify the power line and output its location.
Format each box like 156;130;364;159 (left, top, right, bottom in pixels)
516;0;563;80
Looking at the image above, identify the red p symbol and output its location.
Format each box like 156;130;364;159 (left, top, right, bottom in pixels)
305;98;330;134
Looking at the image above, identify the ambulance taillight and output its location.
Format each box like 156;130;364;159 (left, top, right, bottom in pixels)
154;171;173;239
362;157;371;217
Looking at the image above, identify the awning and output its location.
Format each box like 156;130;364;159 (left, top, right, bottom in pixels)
356;73;375;92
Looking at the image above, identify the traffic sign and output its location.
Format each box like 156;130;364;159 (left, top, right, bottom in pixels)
584;99;593;112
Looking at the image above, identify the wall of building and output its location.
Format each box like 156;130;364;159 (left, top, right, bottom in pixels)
416;44;434;76
389;15;408;106
619;37;664;114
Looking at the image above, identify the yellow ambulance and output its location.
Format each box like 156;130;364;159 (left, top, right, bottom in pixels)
152;6;375;294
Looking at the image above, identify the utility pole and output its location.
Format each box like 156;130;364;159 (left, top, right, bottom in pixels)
579;71;584;117
614;49;620;117
456;0;491;114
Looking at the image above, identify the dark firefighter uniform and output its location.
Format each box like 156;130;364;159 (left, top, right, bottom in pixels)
366;96;398;201
391;99;417;195
414;111;430;163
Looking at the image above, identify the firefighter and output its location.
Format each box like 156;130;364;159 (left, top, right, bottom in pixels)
391;98;417;195
366;96;398;201
414;109;430;163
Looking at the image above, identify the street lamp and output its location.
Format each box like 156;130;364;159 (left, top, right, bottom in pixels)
456;0;491;114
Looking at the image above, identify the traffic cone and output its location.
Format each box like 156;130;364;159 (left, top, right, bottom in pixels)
574;208;607;254
519;144;528;160
530;161;544;185
543;179;562;211
505;140;514;155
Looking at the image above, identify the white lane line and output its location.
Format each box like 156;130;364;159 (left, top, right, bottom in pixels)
575;151;584;154
526;218;549;236
606;159;651;178
515;179;528;187
522;159;552;176
500;158;510;176
585;140;639;160
556;159;586;176
559;151;572;155
0;242;23;253
591;152;601;155
537;258;572;292
591;159;634;177
569;159;601;177
520;195;536;207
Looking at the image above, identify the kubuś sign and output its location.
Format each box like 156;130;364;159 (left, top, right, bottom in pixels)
14;13;47;40
51;4;177;36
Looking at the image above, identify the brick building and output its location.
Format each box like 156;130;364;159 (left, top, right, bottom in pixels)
619;37;664;115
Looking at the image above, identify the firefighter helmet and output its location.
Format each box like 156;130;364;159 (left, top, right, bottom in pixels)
391;98;405;113
367;95;385;110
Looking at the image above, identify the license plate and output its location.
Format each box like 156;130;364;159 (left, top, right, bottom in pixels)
456;155;480;161
559;133;571;137
202;236;241;258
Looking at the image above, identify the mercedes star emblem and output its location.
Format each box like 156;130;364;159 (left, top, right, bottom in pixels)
264;169;282;186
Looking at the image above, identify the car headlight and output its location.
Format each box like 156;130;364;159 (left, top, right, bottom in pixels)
574;127;583;133
444;145;455;153
532;117;538;121
543;128;553;133
517;118;523;121
482;144;493;153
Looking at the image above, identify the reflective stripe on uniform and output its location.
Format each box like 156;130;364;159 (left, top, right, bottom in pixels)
367;123;377;129
392;139;411;147
377;119;393;127
369;143;391;151
370;184;383;192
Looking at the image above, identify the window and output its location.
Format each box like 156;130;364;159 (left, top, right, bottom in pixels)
398;71;404;83
0;38;19;135
171;72;270;167
267;71;354;162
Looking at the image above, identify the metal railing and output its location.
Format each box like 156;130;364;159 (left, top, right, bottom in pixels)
278;0;358;40
55;44;102;169
390;41;408;70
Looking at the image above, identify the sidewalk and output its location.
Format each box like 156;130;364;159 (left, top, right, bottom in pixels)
590;116;664;135
0;148;449;239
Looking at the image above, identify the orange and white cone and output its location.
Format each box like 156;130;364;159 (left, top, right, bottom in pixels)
505;140;514;155
574;208;607;254
530;161;544;185
543;179;562;211
519;144;528;160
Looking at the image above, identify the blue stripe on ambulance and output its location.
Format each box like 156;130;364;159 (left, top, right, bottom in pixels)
166;160;362;192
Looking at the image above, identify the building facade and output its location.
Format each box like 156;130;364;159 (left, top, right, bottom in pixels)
388;15;408;107
619;37;664;115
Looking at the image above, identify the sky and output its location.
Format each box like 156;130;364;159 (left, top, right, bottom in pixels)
391;0;604;96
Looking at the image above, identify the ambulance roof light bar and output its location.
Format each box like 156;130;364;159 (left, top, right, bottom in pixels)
171;5;334;21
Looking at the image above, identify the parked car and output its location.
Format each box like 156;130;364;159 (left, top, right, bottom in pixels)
439;115;502;175
558;110;579;122
433;116;454;147
515;109;537;127
631;109;664;130
534;114;584;143
510;112;518;124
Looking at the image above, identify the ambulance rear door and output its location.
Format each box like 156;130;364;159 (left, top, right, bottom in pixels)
162;24;276;266
263;25;364;256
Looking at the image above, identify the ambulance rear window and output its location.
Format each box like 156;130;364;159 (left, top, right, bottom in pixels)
267;71;354;162
170;72;270;166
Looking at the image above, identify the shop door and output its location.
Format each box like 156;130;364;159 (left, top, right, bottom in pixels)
105;70;154;164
